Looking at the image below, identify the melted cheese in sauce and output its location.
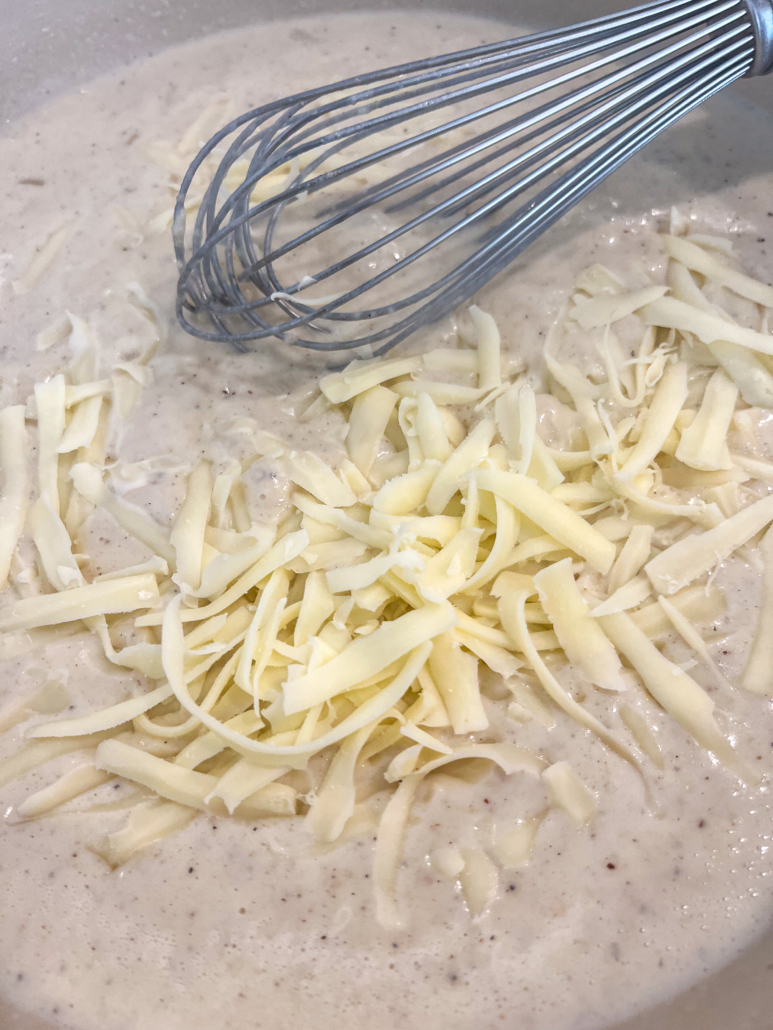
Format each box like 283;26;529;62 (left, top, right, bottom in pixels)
1;11;773;1030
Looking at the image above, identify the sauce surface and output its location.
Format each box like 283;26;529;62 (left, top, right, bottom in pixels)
1;11;773;1030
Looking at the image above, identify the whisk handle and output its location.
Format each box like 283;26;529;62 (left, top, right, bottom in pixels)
743;0;773;75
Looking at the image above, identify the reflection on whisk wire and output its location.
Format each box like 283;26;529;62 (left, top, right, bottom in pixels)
173;0;772;356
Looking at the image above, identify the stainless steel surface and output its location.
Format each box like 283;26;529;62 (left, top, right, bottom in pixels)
744;0;773;73
1;2;773;1028
173;0;769;356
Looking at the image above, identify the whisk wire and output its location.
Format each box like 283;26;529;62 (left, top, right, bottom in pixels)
235;5;750;292
193;0;739;256
376;51;753;354
174;0;765;354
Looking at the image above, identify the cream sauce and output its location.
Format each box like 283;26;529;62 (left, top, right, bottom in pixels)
1;11;773;1030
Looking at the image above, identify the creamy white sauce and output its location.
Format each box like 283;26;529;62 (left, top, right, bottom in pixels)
1;11;773;1030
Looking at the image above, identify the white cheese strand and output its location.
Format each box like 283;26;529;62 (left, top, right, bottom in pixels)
458;848;499;917
168;529;308;625
455;629;523;679
657;596;734;693
397;396;424;470
326;550;424;594
742;525;773;695
497;588;640;771
492;815;544;868
294;492;391;549
615;361;688;482
590;575;652;618
373;461;440;516
57;395;103;454
493;382;521;461
619;703;664;769
415;392;453;463
709;340;773;409
663;235;773;308
17;763;112;818
29;492;85;592
607;524;654;595
676;369;737;472
477;469;616;574
320;355;422;403
0;573;160;633
194;526;275;599
305;723;375;842
667;261;773;407
570;284;668;329
415;526;482;602
428;629;488;734
543;761;596;827
469;305;501;391
462;496;520;594
392;380;485;405
93;801;197;868
170;460;212;593
27;681;173;738
599;612;755;783
527;435;564;491
346;385;398;475
283;604;456;714
0;406;30;590
0;735;111;790
94;739;297;816
645;493;773;595
516;385;537;476
283;449;356;508
12;225;70;295
631;584;725;638
235;568;290;693
425;419;495;515
35;375;66;514
643;296;773;356
294;570;335;646
545;355;610;459
205;760;290;816
534;558;627;691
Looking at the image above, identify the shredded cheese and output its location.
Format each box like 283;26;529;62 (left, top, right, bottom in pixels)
13;225;71;295
492;816;544;868
645;493;773;595
534;558;626;691
742;525;773;695
676;369;737;471
542;761;596;827
600;612;755;783
478;470;616;574
0;573;160;632
3;228;773;921
0;407;29;590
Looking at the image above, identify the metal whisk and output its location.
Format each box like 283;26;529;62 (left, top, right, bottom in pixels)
174;0;772;356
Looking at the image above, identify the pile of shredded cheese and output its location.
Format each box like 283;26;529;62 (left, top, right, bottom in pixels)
3;217;773;926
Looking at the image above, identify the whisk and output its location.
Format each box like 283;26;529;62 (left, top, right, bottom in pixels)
173;0;773;356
